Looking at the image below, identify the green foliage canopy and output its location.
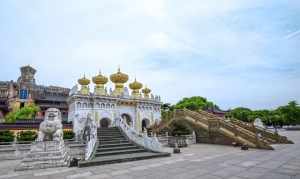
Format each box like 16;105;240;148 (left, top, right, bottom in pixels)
175;96;219;111
5;103;40;123
228;101;300;126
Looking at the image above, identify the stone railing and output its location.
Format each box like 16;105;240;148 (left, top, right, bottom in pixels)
84;117;97;160
116;118;163;152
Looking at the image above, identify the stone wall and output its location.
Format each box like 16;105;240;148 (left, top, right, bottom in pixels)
0;141;85;161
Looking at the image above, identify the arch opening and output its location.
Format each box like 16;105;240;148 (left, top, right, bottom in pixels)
100;118;111;128
141;118;150;132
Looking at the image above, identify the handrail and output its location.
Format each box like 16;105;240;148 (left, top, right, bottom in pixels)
84;117;97;160
115;118;163;153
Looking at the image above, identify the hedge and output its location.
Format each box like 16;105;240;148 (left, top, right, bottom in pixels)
0;130;15;143
17;130;37;142
63;130;75;140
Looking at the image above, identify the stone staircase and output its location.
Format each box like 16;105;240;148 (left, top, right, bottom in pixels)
230;119;294;144
78;127;170;167
170;109;278;150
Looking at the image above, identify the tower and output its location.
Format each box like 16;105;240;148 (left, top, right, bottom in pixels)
92;71;108;96
18;65;36;85
110;67;129;96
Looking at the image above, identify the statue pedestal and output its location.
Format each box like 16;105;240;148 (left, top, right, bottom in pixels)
15;141;70;171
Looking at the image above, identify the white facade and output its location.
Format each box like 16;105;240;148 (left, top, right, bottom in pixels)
68;88;162;137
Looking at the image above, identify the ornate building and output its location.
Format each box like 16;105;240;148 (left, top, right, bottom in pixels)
68;68;162;134
0;65;70;120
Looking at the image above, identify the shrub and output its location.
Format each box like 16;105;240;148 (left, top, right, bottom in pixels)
63;130;74;140
170;122;192;136
17;130;37;142
5;103;40;123
0;130;15;143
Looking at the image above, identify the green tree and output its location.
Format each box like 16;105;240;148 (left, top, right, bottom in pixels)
5;103;40;123
277;101;300;125
175;96;216;111
229;107;252;122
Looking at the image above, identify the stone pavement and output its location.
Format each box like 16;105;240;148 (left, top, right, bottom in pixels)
0;130;299;179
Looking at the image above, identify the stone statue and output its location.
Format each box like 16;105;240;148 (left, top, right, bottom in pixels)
254;118;265;129
124;87;129;97
16;108;70;171
37;108;63;142
69;84;78;96
74;114;87;142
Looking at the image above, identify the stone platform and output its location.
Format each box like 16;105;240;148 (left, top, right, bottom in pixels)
0;130;299;179
15;141;70;171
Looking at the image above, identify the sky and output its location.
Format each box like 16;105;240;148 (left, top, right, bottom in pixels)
0;0;299;110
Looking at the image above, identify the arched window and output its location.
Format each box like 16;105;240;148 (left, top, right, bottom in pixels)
83;103;87;108
77;102;81;108
89;103;93;108
106;103;110;109
101;103;105;108
111;104;115;108
96;103;100;108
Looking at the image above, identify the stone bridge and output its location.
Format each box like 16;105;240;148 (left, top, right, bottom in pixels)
161;109;293;150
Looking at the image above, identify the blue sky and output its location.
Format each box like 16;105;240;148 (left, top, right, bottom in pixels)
0;0;299;110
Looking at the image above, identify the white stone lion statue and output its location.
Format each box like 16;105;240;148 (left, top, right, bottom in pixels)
37;108;63;142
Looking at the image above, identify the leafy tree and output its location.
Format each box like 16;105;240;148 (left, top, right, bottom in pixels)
170;121;192;136
277;101;300;125
175;96;216;111
229;107;252;122
5;103;40;123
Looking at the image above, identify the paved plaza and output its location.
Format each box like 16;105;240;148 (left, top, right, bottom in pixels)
0;130;299;179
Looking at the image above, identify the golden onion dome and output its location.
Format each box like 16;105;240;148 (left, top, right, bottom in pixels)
92;71;108;85
78;75;90;86
142;86;151;94
129;78;143;90
110;67;129;84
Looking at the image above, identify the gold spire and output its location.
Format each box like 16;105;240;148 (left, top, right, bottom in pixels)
93;70;108;96
129;78;143;90
142;86;151;98
92;70;108;85
110;67;129;84
78;74;90;95
110;67;129;96
129;78;143;97
78;74;90;86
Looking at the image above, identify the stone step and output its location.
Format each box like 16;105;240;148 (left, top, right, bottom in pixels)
97;134;125;139
16;161;68;171
98;139;129;144
95;148;146;157
79;152;171;167
22;153;68;162
98;142;134;148
98;138;127;142
98;136;127;140
97;129;120;133
96;145;140;152
26;150;66;158
97;133;123;137
97;133;123;136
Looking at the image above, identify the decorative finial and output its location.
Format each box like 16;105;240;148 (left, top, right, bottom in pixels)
99;69;102;75
118;65;120;72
